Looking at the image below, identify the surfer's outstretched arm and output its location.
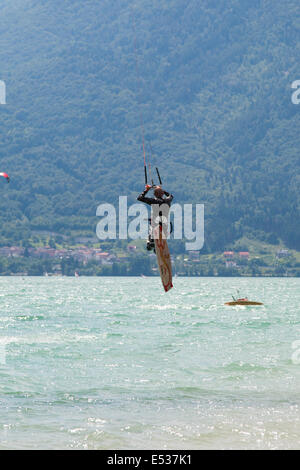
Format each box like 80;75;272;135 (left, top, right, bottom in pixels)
137;185;156;206
163;190;173;205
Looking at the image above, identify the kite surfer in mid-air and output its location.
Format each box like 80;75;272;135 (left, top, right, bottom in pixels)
137;183;173;252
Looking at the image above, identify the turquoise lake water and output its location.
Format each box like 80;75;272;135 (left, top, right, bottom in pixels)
0;276;299;449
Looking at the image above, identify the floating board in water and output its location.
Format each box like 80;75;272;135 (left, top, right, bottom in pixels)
153;223;173;292
225;299;263;306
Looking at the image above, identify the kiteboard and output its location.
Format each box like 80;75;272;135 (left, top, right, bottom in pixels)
152;221;173;292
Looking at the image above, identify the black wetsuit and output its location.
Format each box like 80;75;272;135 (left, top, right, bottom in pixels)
137;188;173;251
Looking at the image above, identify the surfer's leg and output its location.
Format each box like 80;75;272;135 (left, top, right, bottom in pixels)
147;235;155;251
147;219;155;251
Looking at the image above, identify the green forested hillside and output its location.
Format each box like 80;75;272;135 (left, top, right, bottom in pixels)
0;0;299;251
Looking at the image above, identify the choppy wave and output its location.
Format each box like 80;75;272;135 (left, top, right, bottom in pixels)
0;276;299;449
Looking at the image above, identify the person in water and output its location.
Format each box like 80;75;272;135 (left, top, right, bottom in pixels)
137;184;173;251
